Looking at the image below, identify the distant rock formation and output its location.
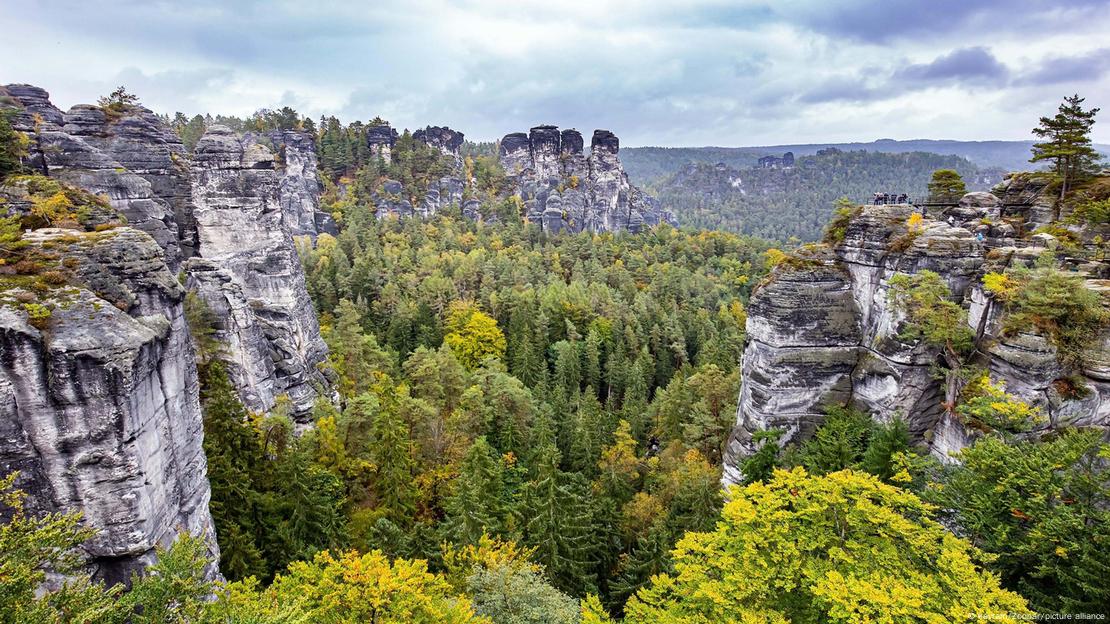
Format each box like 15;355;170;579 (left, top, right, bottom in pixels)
498;125;676;233
757;152;794;169
372;125;467;220
366;123;399;163
721;185;1110;485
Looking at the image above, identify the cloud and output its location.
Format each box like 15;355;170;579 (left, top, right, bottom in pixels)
1016;48;1110;85
893;47;1009;86
1;0;1109;145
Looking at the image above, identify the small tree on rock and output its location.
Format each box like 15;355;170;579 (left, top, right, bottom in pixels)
927;169;967;204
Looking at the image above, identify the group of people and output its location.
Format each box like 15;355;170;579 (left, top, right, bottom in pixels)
873;192;910;205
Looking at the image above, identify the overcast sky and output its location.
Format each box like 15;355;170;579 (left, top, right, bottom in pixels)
4;0;1110;146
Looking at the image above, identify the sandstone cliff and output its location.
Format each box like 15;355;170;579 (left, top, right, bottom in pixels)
187;125;331;419
0;224;217;584
722;186;1110;485
0;84;335;580
499;126;676;233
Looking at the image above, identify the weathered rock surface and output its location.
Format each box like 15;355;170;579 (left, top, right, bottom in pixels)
498;125;676;233
1;85;187;271
0;227;217;584
260;130;336;238
723;198;1110;485
188;125;330;419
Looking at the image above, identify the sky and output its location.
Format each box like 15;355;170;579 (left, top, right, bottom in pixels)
3;0;1110;146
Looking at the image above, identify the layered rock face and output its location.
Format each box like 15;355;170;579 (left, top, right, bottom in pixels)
0;85;335;580
264;130;338;238
722;196;1110;485
0;85;188;271
188;125;330;418
498;126;676;233
0;227;217;584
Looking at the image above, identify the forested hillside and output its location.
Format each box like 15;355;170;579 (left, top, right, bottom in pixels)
648;149;1004;241
622;138;1110;181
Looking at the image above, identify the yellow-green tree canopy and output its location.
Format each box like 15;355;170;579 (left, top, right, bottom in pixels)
623;468;1029;623
255;549;490;624
444;303;507;371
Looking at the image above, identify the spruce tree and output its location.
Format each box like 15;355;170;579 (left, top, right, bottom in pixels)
368;399;417;526
198;361;266;580
861;417;911;482
445;437;506;545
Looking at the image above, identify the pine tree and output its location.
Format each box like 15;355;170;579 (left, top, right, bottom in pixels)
1031;94;1102;207
926;169;967;204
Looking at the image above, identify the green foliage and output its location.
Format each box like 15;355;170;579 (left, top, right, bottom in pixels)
956;373;1044;433
624;468;1030;622
0;109;27;180
1031;94;1102;203
797;405;872;475
200;361;346;581
97;86;140;113
0;473;126;624
822;197;859;244
991;262;1108;366
930;430;1110;612
926;168;968;203
467;563;580;624
122;534;212;624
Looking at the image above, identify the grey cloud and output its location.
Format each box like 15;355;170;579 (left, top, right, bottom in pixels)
893;47;1008;85
1016;48;1110;85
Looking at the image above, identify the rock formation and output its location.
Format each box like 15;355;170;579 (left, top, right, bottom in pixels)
187;125;331;418
372;125;467;220
0;84;336;580
0;85;188;271
0;225;217;585
498;125;676;233
366;123;399;163
722;189;1110;485
264;130;338;238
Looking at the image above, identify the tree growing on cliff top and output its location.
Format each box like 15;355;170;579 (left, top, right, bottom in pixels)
926;169;967;204
1031;94;1101;206
97;86;140;113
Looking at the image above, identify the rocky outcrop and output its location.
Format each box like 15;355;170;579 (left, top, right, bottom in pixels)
0;85;187;271
0;85;335;583
366;123;399;163
723;197;1110;485
498;125;676;234
188;125;330;419
0;226;217;584
264;130;337;238
371;125;467;220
